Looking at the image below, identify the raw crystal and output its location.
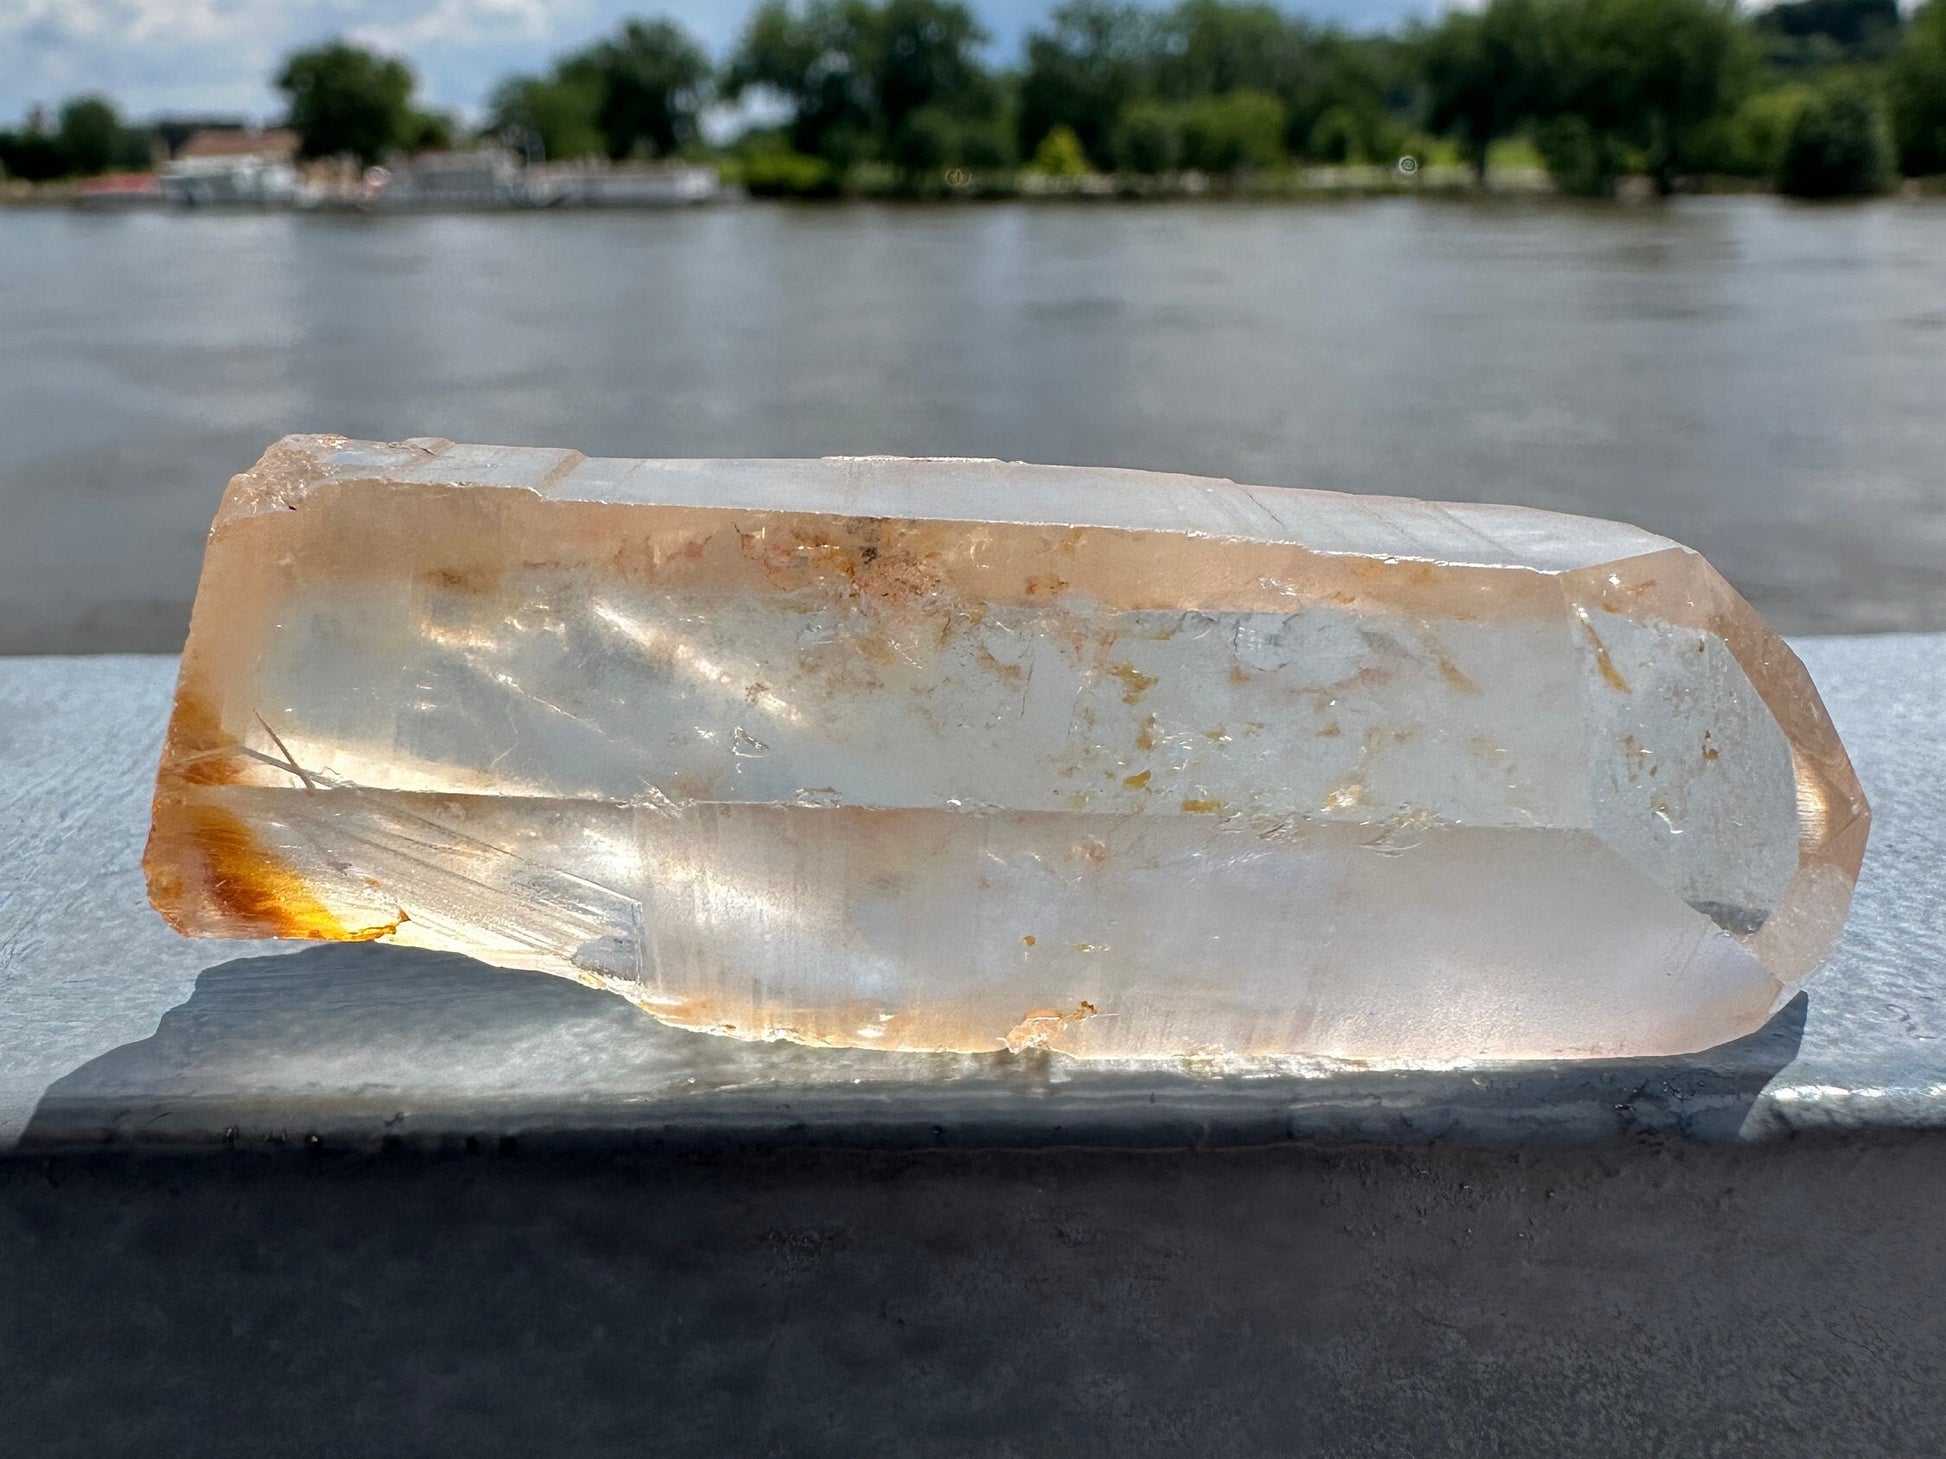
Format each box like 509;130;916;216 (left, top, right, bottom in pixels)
145;436;1869;1062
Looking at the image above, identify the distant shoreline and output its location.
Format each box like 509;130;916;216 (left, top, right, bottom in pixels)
11;163;1946;213
12;172;1946;212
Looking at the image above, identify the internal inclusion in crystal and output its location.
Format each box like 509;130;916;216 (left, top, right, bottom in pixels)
145;437;1869;1063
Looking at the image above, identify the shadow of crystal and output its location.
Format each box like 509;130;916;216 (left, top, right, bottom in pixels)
21;943;1807;1151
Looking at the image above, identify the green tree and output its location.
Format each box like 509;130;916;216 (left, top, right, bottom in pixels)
276;42;418;163
1307;105;1364;163
725;1;883;167
1686;83;1811;176
725;0;997;174
1535;113;1630;193
1112;99;1184;172
1285;34;1408;163
955;113;1016;170
1153;0;1306;101
1019;2;1158;164
1180;90;1287;170
1420;0;1549;183
1022;1;1411;170
887;104;1014;177
403;109;456;152
0;124;67;182
1546;0;1755;195
56;94;126;174
1776;80;1896;193
876;0;990;136
564;18;713;160
489;73;606;160
1152;5;1407;165
877;0;1002;170
1889;0;1946;175
888;105;953;176
1112;96;1287;173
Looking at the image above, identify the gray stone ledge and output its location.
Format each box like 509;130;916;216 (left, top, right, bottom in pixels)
3;637;1941;1153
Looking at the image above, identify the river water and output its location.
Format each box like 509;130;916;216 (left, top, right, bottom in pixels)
4;196;1944;651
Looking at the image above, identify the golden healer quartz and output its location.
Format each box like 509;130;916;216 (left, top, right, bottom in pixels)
145;436;1869;1062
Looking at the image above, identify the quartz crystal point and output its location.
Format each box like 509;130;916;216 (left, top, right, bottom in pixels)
145;436;1869;1063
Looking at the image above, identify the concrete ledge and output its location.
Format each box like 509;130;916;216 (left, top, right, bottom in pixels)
3;637;1942;1153
5;1136;1944;1459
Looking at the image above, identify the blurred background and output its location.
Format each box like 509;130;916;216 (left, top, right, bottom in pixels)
4;0;1945;653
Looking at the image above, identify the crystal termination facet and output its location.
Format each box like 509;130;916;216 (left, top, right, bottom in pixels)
145;437;1869;1062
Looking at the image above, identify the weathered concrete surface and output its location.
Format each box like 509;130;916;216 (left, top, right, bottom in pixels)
2;1138;1943;1458
1;638;1942;1151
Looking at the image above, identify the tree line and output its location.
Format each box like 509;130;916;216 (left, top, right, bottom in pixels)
5;0;1945;199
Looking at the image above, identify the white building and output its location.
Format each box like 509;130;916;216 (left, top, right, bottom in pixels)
159;129;300;207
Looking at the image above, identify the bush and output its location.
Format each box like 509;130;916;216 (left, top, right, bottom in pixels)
738;147;840;197
0;130;67;181
1112;102;1184;175
1536;114;1628;195
889;107;958;175
890;106;1015;177
1300;106;1407;166
1307;106;1364;164
958;116;1016;171
1028;123;1092;177
1179;91;1286;173
1775;83;1895;195
1690;85;1812;176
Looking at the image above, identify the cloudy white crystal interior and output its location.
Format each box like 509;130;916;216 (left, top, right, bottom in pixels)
145;436;1869;1062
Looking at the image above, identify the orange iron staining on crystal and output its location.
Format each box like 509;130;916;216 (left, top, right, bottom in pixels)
144;436;1869;1063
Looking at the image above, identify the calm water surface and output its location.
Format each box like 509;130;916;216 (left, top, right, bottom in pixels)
4;197;1945;651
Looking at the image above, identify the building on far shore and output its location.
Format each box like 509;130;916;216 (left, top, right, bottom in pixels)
380;149;525;209
308;155;722;211
158;128;300;207
140;124;724;212
528;162;721;208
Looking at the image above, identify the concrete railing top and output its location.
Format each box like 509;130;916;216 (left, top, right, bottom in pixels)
2;636;1942;1153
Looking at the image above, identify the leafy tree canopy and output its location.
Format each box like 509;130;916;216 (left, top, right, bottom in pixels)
489;19;710;162
1420;0;1751;192
57;95;128;174
1018;0;1404;167
725;1;886;165
489;73;607;161
276;41;419;163
1889;0;1946;175
565;19;713;159
1019;3;1158;165
1776;79;1896;193
1420;0;1551;181
724;0;994;170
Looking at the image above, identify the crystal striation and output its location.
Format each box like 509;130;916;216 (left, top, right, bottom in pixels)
145;436;1869;1062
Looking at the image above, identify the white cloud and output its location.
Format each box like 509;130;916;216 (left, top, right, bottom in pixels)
0;0;737;121
349;0;564;53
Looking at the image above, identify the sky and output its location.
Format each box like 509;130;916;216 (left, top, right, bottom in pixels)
0;0;1443;126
